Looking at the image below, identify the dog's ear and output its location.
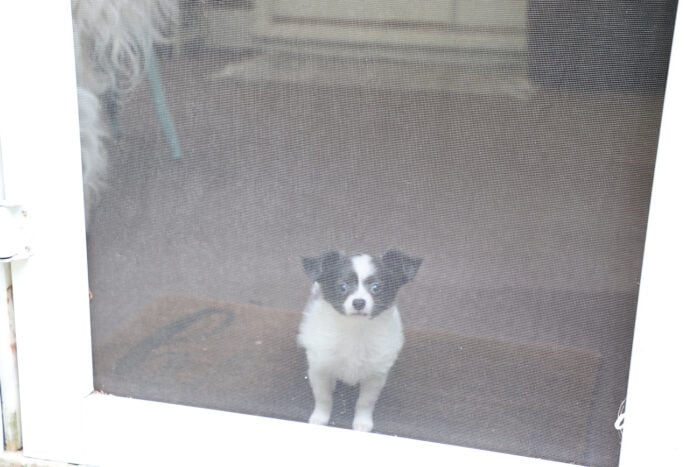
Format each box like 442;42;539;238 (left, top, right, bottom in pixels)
382;250;422;285
302;251;341;281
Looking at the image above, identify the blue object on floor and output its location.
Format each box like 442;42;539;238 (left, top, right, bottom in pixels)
146;51;182;160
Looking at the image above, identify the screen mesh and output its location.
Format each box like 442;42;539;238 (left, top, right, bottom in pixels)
75;1;676;465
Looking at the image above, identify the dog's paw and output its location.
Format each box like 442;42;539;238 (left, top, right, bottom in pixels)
352;415;374;432
309;409;330;426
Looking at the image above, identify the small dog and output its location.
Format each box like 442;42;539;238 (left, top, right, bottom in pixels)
297;250;422;432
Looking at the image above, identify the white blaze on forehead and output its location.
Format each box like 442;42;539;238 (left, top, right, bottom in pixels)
345;254;376;315
351;254;376;282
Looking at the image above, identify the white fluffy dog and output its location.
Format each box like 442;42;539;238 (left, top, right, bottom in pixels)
72;0;179;216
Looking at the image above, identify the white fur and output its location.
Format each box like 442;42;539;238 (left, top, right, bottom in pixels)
77;86;108;207
72;0;180;218
298;282;404;432
343;254;376;315
73;0;180;96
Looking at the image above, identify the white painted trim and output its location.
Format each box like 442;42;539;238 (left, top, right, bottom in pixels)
78;393;572;467
0;264;22;451
0;132;8;450
252;0;529;59
0;0;93;461
618;2;700;465
0;1;696;466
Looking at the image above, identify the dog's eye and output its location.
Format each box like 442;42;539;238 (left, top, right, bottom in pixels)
338;282;349;293
370;283;381;294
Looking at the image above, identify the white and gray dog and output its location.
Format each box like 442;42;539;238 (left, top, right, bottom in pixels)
72;0;179;218
298;250;422;432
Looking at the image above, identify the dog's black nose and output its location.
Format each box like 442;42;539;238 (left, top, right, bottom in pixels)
352;299;366;311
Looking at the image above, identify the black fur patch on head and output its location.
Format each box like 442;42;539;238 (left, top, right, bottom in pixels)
303;251;356;314
302;250;422;317
367;250;422;316
381;249;423;286
302;251;342;282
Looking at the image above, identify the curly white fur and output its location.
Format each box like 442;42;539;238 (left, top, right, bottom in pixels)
73;0;180;95
77;86;108;204
72;0;179;218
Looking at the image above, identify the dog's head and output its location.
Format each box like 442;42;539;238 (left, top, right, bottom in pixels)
302;250;422;317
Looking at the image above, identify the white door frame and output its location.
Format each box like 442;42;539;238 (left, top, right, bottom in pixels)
0;2;696;466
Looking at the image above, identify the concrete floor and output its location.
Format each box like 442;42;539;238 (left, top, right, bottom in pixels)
86;47;661;466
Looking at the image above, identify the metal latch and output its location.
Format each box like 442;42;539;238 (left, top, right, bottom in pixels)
0;202;31;262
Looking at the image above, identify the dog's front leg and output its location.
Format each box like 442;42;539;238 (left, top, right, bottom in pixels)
352;373;388;432
307;366;336;426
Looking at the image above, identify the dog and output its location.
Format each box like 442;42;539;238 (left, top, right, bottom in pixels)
297;250;422;432
72;0;180;219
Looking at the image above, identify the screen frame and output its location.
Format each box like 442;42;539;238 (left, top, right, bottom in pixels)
0;1;696;466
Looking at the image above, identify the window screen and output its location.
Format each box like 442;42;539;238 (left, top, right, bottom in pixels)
74;1;676;465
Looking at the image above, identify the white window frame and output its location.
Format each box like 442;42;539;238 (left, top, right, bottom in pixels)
0;1;696;466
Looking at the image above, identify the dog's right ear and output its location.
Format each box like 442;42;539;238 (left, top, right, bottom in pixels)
382;249;422;285
302;251;341;281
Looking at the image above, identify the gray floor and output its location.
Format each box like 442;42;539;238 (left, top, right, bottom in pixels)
86;48;661;466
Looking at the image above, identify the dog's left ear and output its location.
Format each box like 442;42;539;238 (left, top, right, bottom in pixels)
382;250;422;285
302;251;341;281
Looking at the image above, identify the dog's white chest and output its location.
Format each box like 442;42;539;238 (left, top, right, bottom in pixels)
298;296;404;386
